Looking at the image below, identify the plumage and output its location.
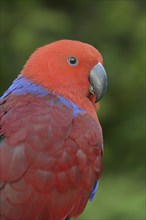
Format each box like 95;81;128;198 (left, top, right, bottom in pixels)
0;40;107;220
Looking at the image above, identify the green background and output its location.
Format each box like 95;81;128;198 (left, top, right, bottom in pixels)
0;0;145;219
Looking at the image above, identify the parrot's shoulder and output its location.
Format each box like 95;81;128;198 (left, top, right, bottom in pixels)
0;76;85;182
0;75;85;117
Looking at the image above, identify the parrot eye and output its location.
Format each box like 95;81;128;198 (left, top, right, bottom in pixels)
67;56;78;66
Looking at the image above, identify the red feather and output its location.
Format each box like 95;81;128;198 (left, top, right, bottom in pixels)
0;93;103;220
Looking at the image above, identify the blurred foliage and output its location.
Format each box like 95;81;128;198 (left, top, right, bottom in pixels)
0;0;145;219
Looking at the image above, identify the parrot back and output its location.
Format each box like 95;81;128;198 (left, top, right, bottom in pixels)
0;77;103;220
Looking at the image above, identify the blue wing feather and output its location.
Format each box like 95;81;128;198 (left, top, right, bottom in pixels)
90;181;99;201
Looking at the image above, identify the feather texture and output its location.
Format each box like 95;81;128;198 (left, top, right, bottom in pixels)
0;78;103;220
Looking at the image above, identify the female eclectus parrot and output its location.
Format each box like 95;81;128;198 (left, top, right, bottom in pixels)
0;40;107;220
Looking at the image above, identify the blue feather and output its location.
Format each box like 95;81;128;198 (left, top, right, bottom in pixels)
1;75;84;116
1;75;48;98
90;181;99;201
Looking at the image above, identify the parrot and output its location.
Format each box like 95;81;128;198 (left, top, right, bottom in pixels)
0;39;107;220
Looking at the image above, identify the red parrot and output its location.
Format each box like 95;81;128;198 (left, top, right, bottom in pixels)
0;40;107;220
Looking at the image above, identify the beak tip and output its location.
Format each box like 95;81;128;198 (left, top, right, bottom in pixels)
89;62;108;103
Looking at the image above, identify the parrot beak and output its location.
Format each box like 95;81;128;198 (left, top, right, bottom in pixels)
89;62;108;103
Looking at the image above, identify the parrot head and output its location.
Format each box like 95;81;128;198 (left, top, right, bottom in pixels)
22;40;107;117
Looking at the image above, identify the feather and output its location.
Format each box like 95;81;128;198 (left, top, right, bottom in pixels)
0;73;103;220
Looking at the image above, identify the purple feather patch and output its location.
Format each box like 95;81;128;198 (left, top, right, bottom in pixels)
1;75;84;117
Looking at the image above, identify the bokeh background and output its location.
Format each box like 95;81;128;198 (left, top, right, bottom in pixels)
0;0;145;219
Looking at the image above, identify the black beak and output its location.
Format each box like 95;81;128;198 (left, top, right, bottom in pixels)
89;62;108;102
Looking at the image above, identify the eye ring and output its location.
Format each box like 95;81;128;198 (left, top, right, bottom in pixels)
67;56;78;66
